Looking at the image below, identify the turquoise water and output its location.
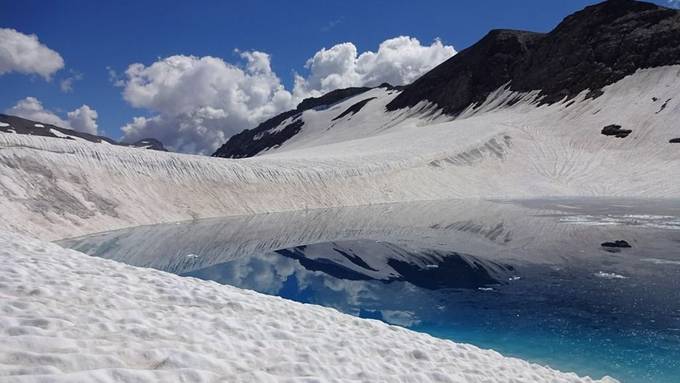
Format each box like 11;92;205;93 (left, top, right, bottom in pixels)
61;199;680;382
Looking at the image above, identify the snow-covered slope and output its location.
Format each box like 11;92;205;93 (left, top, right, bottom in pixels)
2;66;679;240
0;230;617;383
2;1;679;240
0;3;677;381
0;114;167;151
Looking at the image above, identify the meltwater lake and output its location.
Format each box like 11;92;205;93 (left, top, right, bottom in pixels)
60;199;680;383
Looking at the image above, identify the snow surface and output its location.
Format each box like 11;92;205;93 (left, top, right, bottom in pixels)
0;230;617;383
0;122;9;127
1;68;677;383
0;66;678;382
1;67;679;240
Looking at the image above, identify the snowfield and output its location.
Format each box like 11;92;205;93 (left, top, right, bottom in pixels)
1;67;680;240
0;230;617;383
1;67;678;383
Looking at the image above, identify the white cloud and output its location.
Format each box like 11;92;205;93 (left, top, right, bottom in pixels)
106;66;125;87
118;36;455;154
668;0;680;9
5;97;99;135
67;105;98;135
60;70;84;93
293;36;456;98
120;52;294;154
5;97;67;127
0;28;64;80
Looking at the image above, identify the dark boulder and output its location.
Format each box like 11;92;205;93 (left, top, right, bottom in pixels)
601;240;632;248
601;124;632;138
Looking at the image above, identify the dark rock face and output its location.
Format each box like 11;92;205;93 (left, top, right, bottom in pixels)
601;240;632;248
670;138;680;143
601;124;632;138
0;114;168;151
297;87;371;111
387;0;680;115
212;87;370;158
332;97;376;121
216;116;304;159
656;98;672;113
388;29;543;115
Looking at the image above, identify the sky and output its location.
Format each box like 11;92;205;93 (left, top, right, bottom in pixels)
0;0;675;154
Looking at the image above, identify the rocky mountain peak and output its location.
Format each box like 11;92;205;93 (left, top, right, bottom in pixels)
387;0;680;113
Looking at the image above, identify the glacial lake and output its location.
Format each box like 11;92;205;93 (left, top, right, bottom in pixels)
60;199;680;383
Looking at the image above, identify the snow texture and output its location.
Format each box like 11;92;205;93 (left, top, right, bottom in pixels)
1;65;676;383
0;230;617;383
1;66;679;241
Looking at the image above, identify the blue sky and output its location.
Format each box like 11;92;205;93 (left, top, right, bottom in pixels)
0;0;674;152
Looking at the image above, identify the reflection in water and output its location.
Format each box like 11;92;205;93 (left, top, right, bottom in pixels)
60;199;680;383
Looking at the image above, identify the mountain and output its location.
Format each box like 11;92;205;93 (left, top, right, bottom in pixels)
0;113;167;151
212;87;372;158
1;0;679;240
387;0;680;113
213;0;680;158
125;138;167;151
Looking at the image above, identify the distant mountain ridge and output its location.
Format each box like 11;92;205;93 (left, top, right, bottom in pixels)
213;0;680;158
212;87;372;158
387;0;680;114
0;113;167;151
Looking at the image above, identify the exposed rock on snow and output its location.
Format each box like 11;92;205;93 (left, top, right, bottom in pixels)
213;87;371;158
0;113;167;151
600;124;631;138
331;97;377;121
0;230;617;383
601;240;632;248
124;138;167;151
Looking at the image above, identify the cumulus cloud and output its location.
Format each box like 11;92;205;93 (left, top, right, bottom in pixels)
0;28;64;80
119;52;294;154
67;105;98;135
6;97;67;126
293;36;456;98
5;97;99;135
118;36;455;154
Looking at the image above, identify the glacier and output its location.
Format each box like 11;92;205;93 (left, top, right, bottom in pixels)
1;66;679;383
1;66;679;240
